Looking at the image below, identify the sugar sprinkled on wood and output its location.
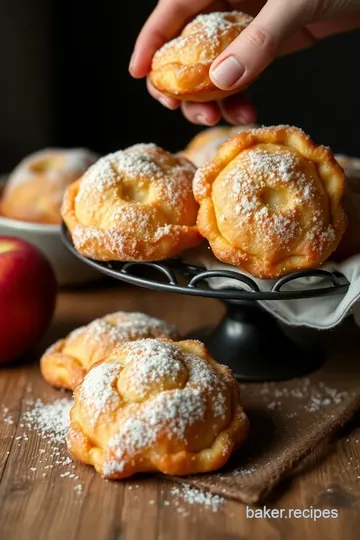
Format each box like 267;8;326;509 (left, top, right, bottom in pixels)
170;485;224;512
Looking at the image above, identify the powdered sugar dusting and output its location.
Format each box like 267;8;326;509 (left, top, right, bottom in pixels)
1;406;14;425
123;339;182;365
78;338;233;476
242;378;350;415
253;206;299;246
154;11;252;64
66;311;178;352
72;144;197;257
80;362;122;426
192;11;252;37
104;387;207;475
125;484;225;515
170;485;224;512
11;397;84;493
23;398;72;444
77;145;162;196
72;223;134;258
76;144;194;200
117;340;229;418
120;340;186;398
7;147;97;190
214;145;335;252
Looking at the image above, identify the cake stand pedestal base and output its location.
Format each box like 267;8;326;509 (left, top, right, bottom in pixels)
187;300;325;381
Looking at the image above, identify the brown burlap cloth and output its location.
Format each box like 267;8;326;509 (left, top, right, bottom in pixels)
175;321;360;504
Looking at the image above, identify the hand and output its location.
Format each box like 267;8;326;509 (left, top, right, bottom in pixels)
129;0;360;126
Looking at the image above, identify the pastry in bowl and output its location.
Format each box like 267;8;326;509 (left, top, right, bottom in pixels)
332;154;360;260
193;125;347;279
149;11;253;102
181;124;258;167
62;143;202;261
40;311;179;390
1;148;97;224
333;174;360;261
336;154;360;173
67;338;249;479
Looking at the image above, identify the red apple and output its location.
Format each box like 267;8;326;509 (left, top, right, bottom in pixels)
0;236;57;363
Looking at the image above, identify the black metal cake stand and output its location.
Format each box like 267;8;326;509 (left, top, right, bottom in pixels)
61;224;349;382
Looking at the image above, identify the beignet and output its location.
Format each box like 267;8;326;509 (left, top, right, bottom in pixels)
150;11;253;102
333;174;360;261
193;125;347;278
181;124;258;167
67;338;249;479
1;148;97;224
62;143;202;261
41;311;179;390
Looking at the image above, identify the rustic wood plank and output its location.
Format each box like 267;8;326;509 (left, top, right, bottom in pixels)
0;283;359;540
0;365;28;483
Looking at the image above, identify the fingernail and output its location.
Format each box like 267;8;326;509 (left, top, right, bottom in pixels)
195;115;209;125
159;96;172;109
234;111;254;125
211;56;245;89
129;52;136;71
234;115;246;125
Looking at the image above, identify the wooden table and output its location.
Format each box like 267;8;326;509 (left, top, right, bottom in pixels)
0;282;359;540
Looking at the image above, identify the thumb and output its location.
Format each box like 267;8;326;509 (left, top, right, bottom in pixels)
209;0;312;91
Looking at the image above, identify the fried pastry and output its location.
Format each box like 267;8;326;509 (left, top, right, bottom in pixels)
150;11;253;102
40;311;179;391
336;154;360;174
62;143;202;261
67;338;249;479
333;174;360;261
181;124;258;167
1;148;97;224
193;125;347;278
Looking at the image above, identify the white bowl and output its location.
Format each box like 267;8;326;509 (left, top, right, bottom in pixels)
0;174;102;286
0;215;101;286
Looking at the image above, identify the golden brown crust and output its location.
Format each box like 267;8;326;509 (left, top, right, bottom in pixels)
40;311;179;391
40;339;87;390
1;148;97;224
62;143;203;261
193;125;347;279
181;124;258;167
67;338;249;479
149;11;252;102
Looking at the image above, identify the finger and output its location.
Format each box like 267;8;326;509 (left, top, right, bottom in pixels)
277;27;316;55
146;78;181;110
218;93;257;125
129;0;210;78
209;0;313;91
306;11;360;40
181;101;221;125
277;12;360;57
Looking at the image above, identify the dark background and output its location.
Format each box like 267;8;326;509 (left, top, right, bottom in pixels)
1;0;359;173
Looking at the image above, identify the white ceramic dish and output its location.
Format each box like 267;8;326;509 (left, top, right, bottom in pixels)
0;175;100;286
0;214;101;286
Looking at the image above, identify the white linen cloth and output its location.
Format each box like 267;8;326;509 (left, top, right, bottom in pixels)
183;246;360;330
